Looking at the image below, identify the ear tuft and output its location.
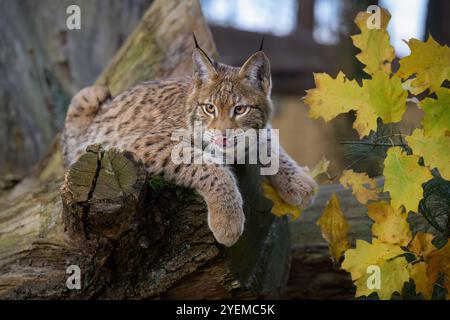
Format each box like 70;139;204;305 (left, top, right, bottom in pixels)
192;48;217;82
258;35;265;52
192;33;200;48
238;51;271;94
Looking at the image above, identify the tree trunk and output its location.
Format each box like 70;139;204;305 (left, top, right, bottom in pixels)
0;0;153;179
296;0;315;33
426;0;450;46
0;0;290;299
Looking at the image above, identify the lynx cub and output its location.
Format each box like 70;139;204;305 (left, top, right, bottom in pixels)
61;40;317;247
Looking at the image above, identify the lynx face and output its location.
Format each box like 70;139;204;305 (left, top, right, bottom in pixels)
187;48;273;151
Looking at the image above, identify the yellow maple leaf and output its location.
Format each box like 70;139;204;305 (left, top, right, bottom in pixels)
363;72;408;124
355;256;410;300
367;202;412;246
310;156;330;179
406;129;450;181
340;169;378;204
397;36;450;95
426;241;450;299
341;239;409;299
342;239;406;280
409;232;437;259
351;8;395;76
383;147;432;212
261;180;301;220
304;72;378;138
316;193;350;263
305;72;406;138
305;71;367;122
420;88;450;138
408;262;434;300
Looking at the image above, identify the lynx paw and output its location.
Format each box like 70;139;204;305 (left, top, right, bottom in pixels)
273;171;317;209
207;199;245;247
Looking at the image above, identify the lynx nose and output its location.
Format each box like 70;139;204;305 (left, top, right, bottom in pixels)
213;133;227;147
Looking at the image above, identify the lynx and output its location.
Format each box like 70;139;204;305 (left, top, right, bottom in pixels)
61;38;317;246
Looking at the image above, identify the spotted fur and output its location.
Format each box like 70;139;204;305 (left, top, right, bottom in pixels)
61;48;316;246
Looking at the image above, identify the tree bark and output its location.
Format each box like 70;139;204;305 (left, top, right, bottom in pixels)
0;0;290;299
0;0;153;179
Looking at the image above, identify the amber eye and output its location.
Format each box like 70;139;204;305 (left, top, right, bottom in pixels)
202;104;216;115
234;105;248;116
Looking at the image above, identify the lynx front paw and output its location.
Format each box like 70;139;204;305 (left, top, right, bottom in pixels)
207;201;245;247
272;171;317;209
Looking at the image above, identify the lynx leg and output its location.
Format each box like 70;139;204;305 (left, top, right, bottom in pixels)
131;136;245;247
176;163;245;247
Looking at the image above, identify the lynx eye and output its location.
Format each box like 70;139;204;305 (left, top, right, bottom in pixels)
202;104;216;115
233;105;248;116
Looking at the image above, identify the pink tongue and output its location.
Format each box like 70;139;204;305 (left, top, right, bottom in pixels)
213;137;227;146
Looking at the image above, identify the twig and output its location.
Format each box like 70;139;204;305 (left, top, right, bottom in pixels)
339;141;407;147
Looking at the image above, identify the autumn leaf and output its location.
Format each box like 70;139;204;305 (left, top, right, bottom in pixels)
305;9;407;139
406;129;450;181
420;88;450;138
397;36;450;95
340;169;378;204
261;180;301;220
341;239;409;299
409;232;437;259
305;72;406;138
342;239;406;280
383;147;432;212
351;8;395;76
310;156;330;179
409;262;434;300
356;257;409;300
367;202;412;246
316;193;350;263
305;72;370;131
407;233;437;300
426;241;450;299
363;71;407;124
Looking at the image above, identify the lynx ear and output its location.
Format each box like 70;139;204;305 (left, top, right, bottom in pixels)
192;35;217;82
238;51;271;94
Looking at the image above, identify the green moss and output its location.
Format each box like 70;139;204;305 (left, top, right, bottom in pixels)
147;175;197;201
147;175;171;191
96;28;163;95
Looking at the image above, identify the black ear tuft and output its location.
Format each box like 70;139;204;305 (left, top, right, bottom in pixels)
193;33;200;49
258;35;265;52
192;35;218;82
192;33;217;70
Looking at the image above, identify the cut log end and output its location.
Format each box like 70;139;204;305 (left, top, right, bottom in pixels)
61;145;148;243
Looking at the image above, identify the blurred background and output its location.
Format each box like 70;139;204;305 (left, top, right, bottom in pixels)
0;0;449;189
